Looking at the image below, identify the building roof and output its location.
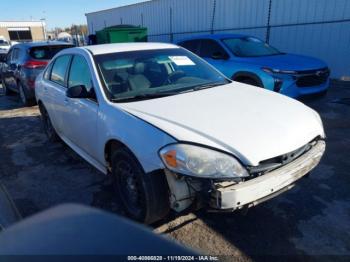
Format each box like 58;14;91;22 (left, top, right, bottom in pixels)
85;0;153;16
82;42;178;55
0;21;46;28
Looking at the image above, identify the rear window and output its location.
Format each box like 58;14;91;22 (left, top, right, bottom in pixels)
29;45;73;60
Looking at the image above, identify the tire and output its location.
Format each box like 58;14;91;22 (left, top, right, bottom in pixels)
18;82;35;106
235;77;261;87
111;148;170;224
39;104;60;142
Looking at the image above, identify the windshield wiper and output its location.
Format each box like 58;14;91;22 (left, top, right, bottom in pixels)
192;81;226;91
111;92;178;103
110;82;227;103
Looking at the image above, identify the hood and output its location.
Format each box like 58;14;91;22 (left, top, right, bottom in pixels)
244;53;327;71
117;83;325;166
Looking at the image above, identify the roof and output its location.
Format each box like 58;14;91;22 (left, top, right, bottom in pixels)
0;21;46;28
176;33;247;43
82;42;179;55
13;41;74;48
85;0;153;16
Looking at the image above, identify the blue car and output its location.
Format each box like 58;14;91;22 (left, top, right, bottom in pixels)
176;34;330;98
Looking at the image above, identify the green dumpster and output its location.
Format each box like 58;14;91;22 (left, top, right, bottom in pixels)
96;25;148;44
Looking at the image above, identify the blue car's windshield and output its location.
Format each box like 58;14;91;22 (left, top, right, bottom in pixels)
222;37;282;57
94;48;229;102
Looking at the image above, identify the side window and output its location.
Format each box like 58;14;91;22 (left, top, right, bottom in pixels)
44;62;53;80
6;49;13;64
178;40;200;55
68;55;93;92
200;39;229;59
12;48;20;62
50;55;71;86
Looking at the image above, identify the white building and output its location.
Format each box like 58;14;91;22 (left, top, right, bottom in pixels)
86;0;350;79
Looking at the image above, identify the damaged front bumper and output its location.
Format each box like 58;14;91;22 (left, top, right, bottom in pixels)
210;140;326;210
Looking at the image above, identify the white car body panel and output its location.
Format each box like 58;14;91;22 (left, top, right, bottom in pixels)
118;83;324;166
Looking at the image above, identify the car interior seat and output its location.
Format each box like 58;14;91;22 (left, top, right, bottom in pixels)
128;62;151;91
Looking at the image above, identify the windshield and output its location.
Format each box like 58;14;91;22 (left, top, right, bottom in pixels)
0;40;9;46
94;48;229;102
222;37;282;57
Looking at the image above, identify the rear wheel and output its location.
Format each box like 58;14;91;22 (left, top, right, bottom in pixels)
18;82;35;106
111;148;169;224
39;104;59;142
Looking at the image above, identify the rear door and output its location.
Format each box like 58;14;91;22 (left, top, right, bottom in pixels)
177;40;201;55
45;55;72;134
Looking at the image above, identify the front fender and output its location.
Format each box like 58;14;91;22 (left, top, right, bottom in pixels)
98;103;177;173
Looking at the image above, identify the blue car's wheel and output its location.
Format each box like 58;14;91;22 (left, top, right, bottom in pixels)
235;77;261;88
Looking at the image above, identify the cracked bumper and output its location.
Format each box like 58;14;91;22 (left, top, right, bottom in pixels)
210;140;326;210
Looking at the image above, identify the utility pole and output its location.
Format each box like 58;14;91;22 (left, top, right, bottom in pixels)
170;7;173;42
211;0;217;34
266;0;272;43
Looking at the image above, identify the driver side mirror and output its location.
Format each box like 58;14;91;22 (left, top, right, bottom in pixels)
211;51;228;60
66;85;92;99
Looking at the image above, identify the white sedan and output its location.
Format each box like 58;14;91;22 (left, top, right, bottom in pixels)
35;43;326;224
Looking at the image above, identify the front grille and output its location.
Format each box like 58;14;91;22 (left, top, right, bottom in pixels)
248;139;320;176
295;68;330;87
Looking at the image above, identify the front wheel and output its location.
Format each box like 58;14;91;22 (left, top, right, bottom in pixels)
235;77;261;87
111;148;170;224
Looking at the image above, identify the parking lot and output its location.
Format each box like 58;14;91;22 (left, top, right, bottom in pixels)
0;82;350;259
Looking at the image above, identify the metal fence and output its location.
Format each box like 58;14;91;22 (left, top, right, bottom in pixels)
86;0;350;79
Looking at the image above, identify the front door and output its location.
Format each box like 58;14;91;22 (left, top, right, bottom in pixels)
2;49;17;91
62;55;98;159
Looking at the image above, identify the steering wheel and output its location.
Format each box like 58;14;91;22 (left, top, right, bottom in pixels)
163;71;186;85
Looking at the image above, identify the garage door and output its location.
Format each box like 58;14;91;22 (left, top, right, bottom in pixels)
8;27;33;41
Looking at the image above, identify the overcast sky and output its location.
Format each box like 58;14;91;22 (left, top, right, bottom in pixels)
1;0;146;29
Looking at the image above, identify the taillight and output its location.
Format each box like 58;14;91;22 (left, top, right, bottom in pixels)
23;60;48;69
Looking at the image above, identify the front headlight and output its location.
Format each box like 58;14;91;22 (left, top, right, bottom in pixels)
262;67;297;75
159;143;249;179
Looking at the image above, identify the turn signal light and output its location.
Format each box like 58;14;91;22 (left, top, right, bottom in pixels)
162;150;178;168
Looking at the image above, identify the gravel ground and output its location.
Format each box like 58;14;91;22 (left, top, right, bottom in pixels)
0;82;350;260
